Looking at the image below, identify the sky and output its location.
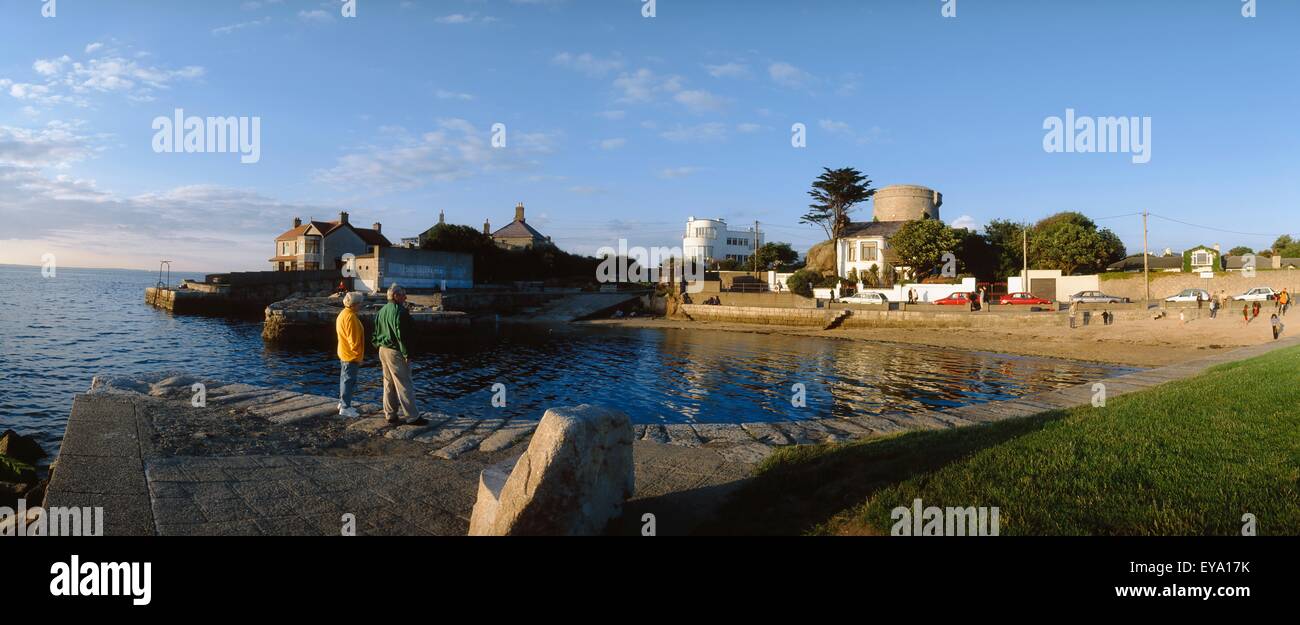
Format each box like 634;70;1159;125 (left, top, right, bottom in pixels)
0;0;1296;272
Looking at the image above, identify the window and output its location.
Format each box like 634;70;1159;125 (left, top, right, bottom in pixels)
1192;251;1212;267
861;242;878;261
847;244;856;262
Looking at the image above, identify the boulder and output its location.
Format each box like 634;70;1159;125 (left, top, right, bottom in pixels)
0;430;46;466
805;239;836;276
469;405;635;536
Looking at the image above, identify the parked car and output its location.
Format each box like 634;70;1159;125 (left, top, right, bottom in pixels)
1069;290;1129;304
999;292;1053;305
1233;287;1277;302
1165;288;1212;303
840;292;889;305
934;292;976;306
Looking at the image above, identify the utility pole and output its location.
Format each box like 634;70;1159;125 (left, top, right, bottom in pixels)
753;220;760;277
1142;211;1150;303
1021;226;1028;291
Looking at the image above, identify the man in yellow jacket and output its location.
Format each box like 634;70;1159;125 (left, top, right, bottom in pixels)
336;292;365;418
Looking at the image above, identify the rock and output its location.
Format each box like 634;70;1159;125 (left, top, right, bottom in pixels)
469;405;635;536
805;239;836;276
1;480;30;508
0;430;46;466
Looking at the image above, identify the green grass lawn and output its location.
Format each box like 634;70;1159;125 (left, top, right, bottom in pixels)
706;345;1300;536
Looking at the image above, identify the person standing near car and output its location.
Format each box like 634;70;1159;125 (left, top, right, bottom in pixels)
1069;298;1080;329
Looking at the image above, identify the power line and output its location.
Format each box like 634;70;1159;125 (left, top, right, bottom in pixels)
1148;213;1280;238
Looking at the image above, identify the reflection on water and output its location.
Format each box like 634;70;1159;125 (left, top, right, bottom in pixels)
0;265;1136;459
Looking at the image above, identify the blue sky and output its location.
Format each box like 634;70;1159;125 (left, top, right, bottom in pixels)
0;0;1296;272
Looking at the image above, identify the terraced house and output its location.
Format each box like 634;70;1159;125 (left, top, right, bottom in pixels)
270;211;391;271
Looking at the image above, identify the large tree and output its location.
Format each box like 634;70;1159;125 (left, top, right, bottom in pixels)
983;219;1030;280
801;167;875;242
1272;235;1300;257
753;242;799;269
1028;212;1126;275
890;218;964;281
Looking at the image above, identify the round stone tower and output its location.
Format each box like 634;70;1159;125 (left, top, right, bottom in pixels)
871;184;942;222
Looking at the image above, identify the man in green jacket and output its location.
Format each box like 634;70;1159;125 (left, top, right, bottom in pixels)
373;283;427;426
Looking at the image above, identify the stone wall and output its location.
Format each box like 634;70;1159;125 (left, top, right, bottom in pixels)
680;305;837;326
1101;271;1300;301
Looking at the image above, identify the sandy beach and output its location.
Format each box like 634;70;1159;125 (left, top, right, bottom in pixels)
581;309;1290;368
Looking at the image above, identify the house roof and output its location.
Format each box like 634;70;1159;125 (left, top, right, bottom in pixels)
1224;255;1300;269
841;220;906;239
1107;254;1182;271
274;220;391;247
492;219;547;241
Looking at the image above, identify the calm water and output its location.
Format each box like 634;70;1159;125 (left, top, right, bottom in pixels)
0;264;1135;459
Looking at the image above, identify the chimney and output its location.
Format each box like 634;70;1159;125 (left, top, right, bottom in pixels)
339;211;349;225
372;222;382;233
515;202;525;223
483;219;491;235
293;217;302;228
1213;243;1221;252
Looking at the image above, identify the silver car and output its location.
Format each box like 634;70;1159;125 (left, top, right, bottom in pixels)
1069;290;1129;304
1232;287;1277;302
1165;288;1211;303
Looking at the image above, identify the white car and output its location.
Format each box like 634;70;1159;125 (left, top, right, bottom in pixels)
841;292;889;305
1165;288;1211;303
1233;287;1277;302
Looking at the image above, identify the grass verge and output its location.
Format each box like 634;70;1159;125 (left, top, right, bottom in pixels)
705;344;1300;535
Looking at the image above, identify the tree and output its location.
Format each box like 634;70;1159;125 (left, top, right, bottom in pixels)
1028;212;1127;275
983;219;1029;280
786;269;820;297
801;167;875;242
1272;235;1300;258
753;242;799;269
420;223;494;254
1228;246;1254;256
890;219;964;281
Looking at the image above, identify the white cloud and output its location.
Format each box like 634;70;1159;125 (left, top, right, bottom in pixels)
659;122;727;143
313;119;558;194
952;215;979;230
598;138;626;150
658;167;700;179
436;13;476;24
298;9;333;22
736;123;762;133
84;43;104;54
0;122;101;169
435;89;475;101
612;68;683;103
769;62;814;89
673;89;726;113
213;17;272;35
705;62;750;79
33;56;71;76
552;52;624;77
596;110;625;120
819;119;852;134
2;46;205;108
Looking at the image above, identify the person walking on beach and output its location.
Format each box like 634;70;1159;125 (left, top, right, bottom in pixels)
1280;289;1291;316
1243;303;1251;324
1069;298;1080;329
336;292;365;418
1208;295;1218;319
373;284;427;426
1252;301;1262;321
1272;313;1285;340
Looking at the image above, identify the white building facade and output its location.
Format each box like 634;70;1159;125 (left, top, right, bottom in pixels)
682;217;764;266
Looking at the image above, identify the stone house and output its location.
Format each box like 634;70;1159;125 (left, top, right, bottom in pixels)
270;212;391;271
490;203;552;250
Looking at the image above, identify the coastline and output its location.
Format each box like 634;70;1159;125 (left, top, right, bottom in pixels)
577;313;1284;368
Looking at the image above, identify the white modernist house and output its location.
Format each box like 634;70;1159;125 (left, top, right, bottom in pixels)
682;217;764;266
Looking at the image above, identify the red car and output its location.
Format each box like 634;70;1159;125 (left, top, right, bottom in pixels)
999;292;1053;305
934;292;976;306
